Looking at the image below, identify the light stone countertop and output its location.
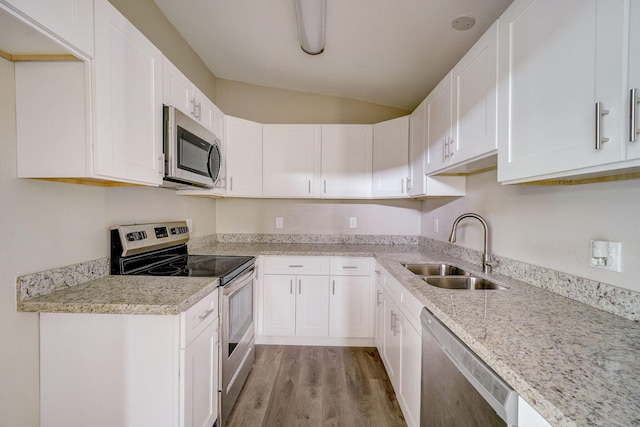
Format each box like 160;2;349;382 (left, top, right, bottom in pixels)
18;241;640;426
18;275;219;315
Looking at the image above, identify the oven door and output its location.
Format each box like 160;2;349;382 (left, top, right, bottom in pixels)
220;266;256;423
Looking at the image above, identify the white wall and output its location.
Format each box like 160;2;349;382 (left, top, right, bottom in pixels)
421;169;640;293
0;58;217;425
216;198;422;235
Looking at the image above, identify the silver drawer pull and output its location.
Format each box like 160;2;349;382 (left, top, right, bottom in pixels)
288;264;304;268
341;266;358;269
198;309;215;321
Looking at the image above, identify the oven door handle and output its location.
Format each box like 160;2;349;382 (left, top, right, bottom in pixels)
222;266;257;296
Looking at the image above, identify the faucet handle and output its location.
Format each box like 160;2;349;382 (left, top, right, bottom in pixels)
483;253;498;274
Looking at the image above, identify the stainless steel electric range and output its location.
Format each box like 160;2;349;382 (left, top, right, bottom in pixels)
111;221;256;426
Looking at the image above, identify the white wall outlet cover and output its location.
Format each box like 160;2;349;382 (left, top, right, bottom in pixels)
349;217;357;228
589;240;621;272
275;217;284;229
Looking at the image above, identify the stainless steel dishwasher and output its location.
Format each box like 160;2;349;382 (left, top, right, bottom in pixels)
420;308;518;427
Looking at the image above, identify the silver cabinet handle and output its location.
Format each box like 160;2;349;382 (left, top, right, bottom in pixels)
595;102;610;150
390;310;396;333
442;138;447;161
630;88;639;142
323;180;327;194
288;265;304;268
406;176;412;190
332;280;335;295
198;308;215;321
341;266;358;269
298;279;302;294
308;179;311;194
449;138;455;158
401;177;405;194
195;101;202;120
190;98;197;116
376;290;382;306
290;279;293;294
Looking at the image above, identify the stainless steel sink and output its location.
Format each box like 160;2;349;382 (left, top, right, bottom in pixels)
422;276;506;290
403;263;470;276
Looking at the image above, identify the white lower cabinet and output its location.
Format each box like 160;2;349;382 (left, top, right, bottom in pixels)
259;256;374;345
518;397;553;427
262;274;329;337
375;263;422;427
40;289;219;427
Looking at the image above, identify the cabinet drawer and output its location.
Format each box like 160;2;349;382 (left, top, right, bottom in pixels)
330;257;370;276
181;288;219;348
263;256;330;275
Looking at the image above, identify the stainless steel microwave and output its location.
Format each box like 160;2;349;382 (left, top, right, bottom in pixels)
162;105;224;189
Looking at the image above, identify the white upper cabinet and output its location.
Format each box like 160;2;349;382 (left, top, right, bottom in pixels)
627;0;640;160
407;100;426;196
449;21;498;171
373;116;410;198
0;0;94;57
225;116;263;197
16;0;164;186
425;73;453;174
497;0;634;183
162;57;222;138
92;0;164;185
321;124;373;198
262;124;321;198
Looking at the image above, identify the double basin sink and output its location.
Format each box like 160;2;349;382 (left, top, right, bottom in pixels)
403;263;505;290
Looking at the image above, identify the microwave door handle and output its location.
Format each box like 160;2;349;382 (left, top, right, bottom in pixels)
207;146;214;179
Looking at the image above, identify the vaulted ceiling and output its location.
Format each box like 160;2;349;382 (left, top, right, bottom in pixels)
153;0;513;110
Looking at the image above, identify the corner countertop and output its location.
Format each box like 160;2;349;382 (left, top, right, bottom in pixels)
18;241;640;426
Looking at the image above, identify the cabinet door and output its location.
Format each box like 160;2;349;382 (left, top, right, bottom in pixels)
382;293;400;388
93;0;164;186
451;22;498;166
1;0;94;57
321;124;373;198
163;57;195;119
263;275;296;336
425;73;453;173
225;116;263;197
399;318;421;427
497;0;627;183
373;116;410;198
374;281;385;350
295;275;330;337
407;100;426;196
263;124;321;197
627;2;640;160
330;275;371;338
183;322;218;427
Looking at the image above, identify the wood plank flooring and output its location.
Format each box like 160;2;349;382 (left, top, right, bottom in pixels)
226;345;407;427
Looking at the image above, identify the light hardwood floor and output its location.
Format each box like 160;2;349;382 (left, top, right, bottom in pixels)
226;345;407;427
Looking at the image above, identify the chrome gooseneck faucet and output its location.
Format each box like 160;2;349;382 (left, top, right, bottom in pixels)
449;213;496;274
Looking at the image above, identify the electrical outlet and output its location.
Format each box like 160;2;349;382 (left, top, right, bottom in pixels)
590;240;621;272
349;217;357;229
275;217;284;229
433;218;439;233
